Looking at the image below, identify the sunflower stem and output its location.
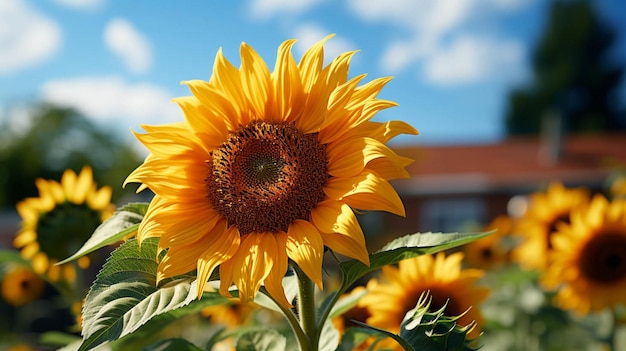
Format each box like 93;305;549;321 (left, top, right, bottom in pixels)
294;263;316;351
259;286;309;350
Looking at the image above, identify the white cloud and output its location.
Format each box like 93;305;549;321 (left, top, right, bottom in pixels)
347;0;532;86
249;0;324;19
40;76;182;126
0;0;62;75
424;35;524;85
103;18;152;74
292;24;356;63
51;0;104;11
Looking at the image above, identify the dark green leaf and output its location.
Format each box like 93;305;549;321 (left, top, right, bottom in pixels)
78;237;228;351
340;232;491;287
58;202;149;264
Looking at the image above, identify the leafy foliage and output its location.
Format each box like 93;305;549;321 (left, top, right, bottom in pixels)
78;237;227;351
339;231;491;288
235;329;287;351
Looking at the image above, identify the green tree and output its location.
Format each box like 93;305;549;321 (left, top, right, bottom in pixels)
505;0;625;135
0;104;144;208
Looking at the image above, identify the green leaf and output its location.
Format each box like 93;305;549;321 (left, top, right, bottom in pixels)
39;331;81;347
319;318;340;351
235;329;287;351
78;237;228;351
142;338;203;351
340;231;491;287
58;202;149;265
327;286;367;320
335;327;378;351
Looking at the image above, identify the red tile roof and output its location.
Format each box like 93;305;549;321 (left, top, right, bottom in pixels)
392;132;626;195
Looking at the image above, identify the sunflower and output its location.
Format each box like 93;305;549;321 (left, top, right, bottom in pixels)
542;194;626;315
358;252;489;348
13;166;115;282
1;265;46;306
464;215;513;269
124;36;417;307
511;182;590;270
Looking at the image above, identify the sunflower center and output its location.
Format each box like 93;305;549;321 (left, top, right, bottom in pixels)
207;121;328;235
37;202;103;260
579;233;626;283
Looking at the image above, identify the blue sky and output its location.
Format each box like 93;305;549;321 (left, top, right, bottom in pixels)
1;0;625;149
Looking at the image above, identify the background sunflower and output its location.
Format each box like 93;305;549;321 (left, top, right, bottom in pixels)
13;166;115;284
358;252;489;350
512;182;590;271
543;195;626;315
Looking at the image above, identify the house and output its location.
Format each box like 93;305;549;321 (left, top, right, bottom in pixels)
363;132;626;250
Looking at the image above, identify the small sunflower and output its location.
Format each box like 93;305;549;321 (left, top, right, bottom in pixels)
464;215;513;269
13;166;115;282
542;194;626;315
512;182;590;270
1;265;46;306
124;36;417;307
359;252;489;347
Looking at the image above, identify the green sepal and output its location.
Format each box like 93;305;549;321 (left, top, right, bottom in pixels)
399;292;480;351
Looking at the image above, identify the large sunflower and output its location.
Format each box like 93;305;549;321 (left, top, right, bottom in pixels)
13;166;114;282
542;194;626;315
124;36;417;307
359;252;489;348
512;182;590;270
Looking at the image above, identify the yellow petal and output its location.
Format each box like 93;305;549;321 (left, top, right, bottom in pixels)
60;168;79;203
286;220;324;289
326;137;404;178
271;39;304;123
71;166;94;204
240;42;271;119
87;185;112;210
182;81;239;131
311;200;369;265
263;232;291;308
195;223;241;299
13;230;36;248
324;170;405;216
220;232;276;303
21;242;40;259
210;48;250;125
32;252;49;274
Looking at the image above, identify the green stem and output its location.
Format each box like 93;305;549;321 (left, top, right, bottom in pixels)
259;286;309;351
294;264;316;351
